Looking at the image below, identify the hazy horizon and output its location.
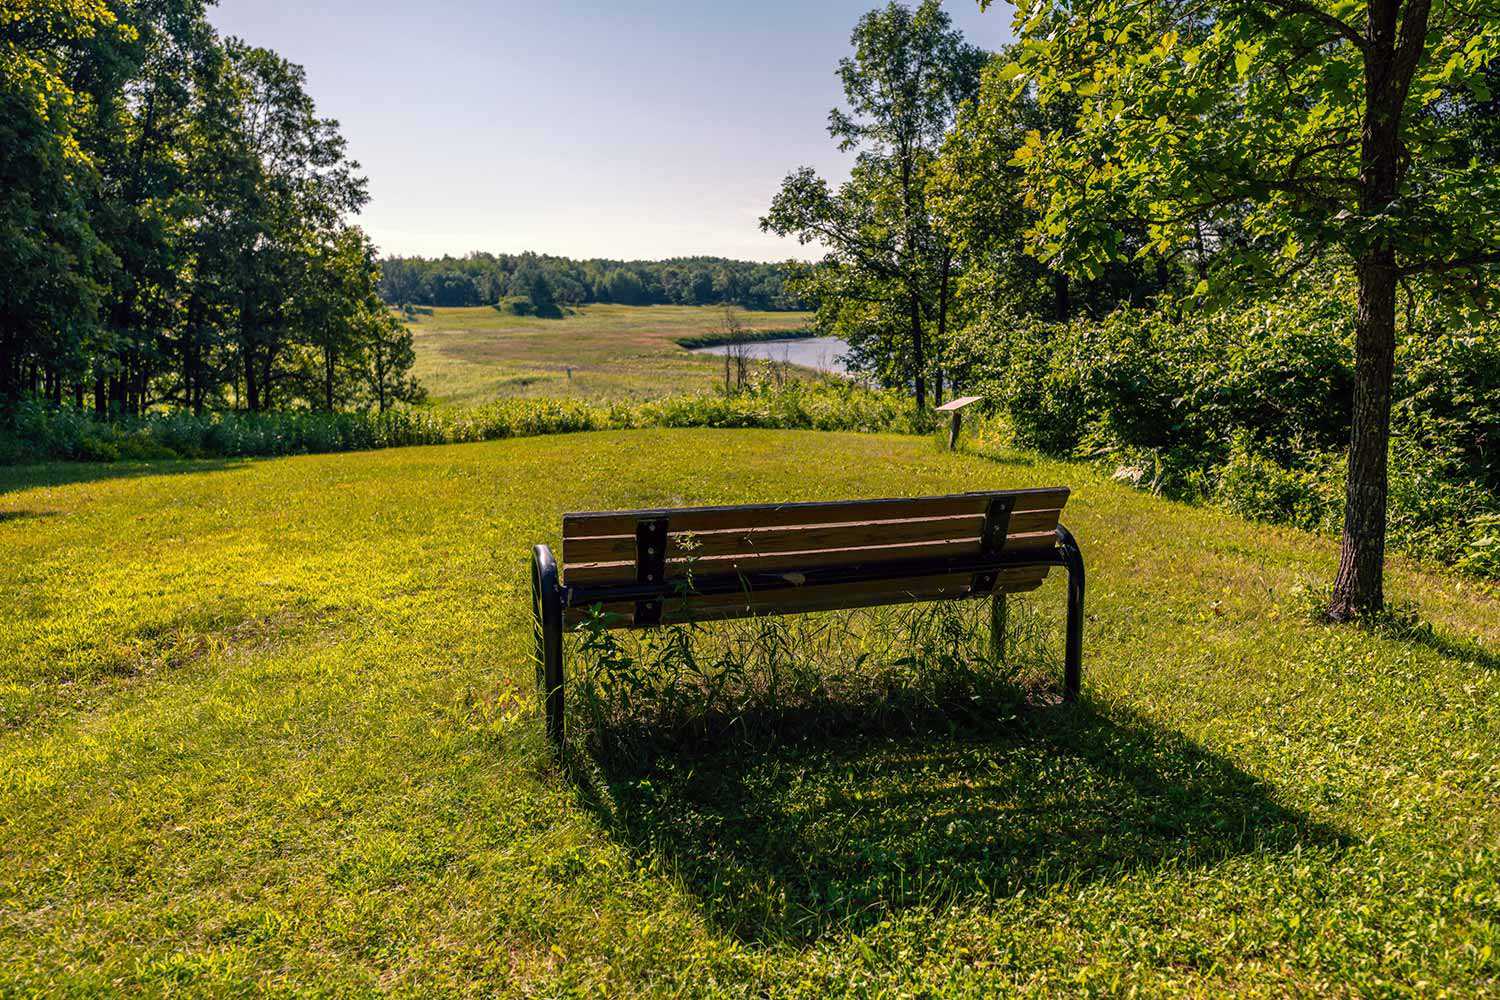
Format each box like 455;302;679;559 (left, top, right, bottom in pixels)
208;1;1015;262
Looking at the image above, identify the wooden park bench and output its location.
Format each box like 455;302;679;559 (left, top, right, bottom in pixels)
530;488;1084;744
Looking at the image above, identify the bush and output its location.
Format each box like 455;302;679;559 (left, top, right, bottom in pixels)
955;281;1498;579
0;381;930;467
1211;437;1343;534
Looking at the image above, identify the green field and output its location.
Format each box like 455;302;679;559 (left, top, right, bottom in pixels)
2;428;1496;995
409;304;815;406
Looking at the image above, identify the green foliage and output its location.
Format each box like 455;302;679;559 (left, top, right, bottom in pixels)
958;0;1500;612
494;295;562;319
1002;0;1500;287
933;46;1176;324
570;600;1035;764
0;1;415;416
383;253;805;312
958;283;1500;577
763;0;987;406
0;382;933;464
1213;439;1344;534
1396;328;1500;494
0;0;118;402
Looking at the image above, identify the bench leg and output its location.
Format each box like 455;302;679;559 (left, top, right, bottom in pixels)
1055;526;1085;702
531;544;565;746
990;591;1008;665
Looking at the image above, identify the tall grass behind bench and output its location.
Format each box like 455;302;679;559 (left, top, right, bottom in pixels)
0;381;932;464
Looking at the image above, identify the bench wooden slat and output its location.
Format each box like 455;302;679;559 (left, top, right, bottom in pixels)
563;568;1049;629
561;507;1063;567
563;529;1059;586
561;487;1069;540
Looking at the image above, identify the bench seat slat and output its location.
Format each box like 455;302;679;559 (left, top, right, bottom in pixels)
562;568;1048;629
561;507;1063;566
561;488;1068;540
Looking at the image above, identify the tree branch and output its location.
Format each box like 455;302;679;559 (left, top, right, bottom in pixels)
1402;248;1500;277
1258;0;1368;53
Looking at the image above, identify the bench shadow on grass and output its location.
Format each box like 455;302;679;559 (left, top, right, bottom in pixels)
571;701;1345;945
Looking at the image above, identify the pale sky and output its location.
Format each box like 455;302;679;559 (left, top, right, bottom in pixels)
207;1;1015;262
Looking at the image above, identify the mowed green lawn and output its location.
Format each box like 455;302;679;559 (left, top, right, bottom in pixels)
2;429;1497;995
410;304;814;406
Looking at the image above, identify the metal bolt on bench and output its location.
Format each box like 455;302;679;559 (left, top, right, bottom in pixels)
531;488;1085;745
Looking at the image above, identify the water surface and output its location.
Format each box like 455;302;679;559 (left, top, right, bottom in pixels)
689;336;851;375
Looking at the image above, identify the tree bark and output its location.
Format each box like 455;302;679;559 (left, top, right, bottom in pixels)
243;347;260;412
1330;251;1398;619
909;290;927;410
935;247;951;406
324;342;336;412
0;330;15;412
1053;272;1071;322
1327;0;1429;618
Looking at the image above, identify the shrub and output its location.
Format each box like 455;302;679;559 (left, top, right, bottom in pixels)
0;381;929;467
1211;437;1342;534
956;281;1497;579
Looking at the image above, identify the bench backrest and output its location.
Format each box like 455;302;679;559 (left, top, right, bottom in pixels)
559;487;1069;628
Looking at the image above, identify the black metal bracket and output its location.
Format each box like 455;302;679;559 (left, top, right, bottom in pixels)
633;518;669;626
531;544;565;745
1056;524;1085;702
969;495;1015;594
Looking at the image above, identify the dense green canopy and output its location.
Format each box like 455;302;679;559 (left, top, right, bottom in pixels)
0;0;418;414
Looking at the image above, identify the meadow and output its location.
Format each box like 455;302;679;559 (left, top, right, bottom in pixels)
2;427;1496;995
408;304;814;406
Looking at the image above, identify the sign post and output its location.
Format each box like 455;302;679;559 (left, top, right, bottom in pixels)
935;396;983;451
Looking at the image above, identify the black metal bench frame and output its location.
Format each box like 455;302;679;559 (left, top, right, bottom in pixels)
531;523;1084;745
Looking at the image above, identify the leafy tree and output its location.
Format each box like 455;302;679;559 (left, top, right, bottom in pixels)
0;0;119;409
526;269;560;317
0;4;417;420
80;0;216;417
763;0;985;408
604;268;647;305
934;50;1177;324
379;258;425;309
998;0;1500;616
363;309;423;413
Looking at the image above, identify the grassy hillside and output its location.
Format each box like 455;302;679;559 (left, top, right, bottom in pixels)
2;429;1496;995
409;304;814;406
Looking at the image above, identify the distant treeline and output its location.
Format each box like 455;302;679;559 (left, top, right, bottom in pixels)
379;254;808;313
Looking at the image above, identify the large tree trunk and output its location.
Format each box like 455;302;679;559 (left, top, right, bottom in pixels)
1053;272;1071;322
1328;0;1427;618
1329;252;1398;619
